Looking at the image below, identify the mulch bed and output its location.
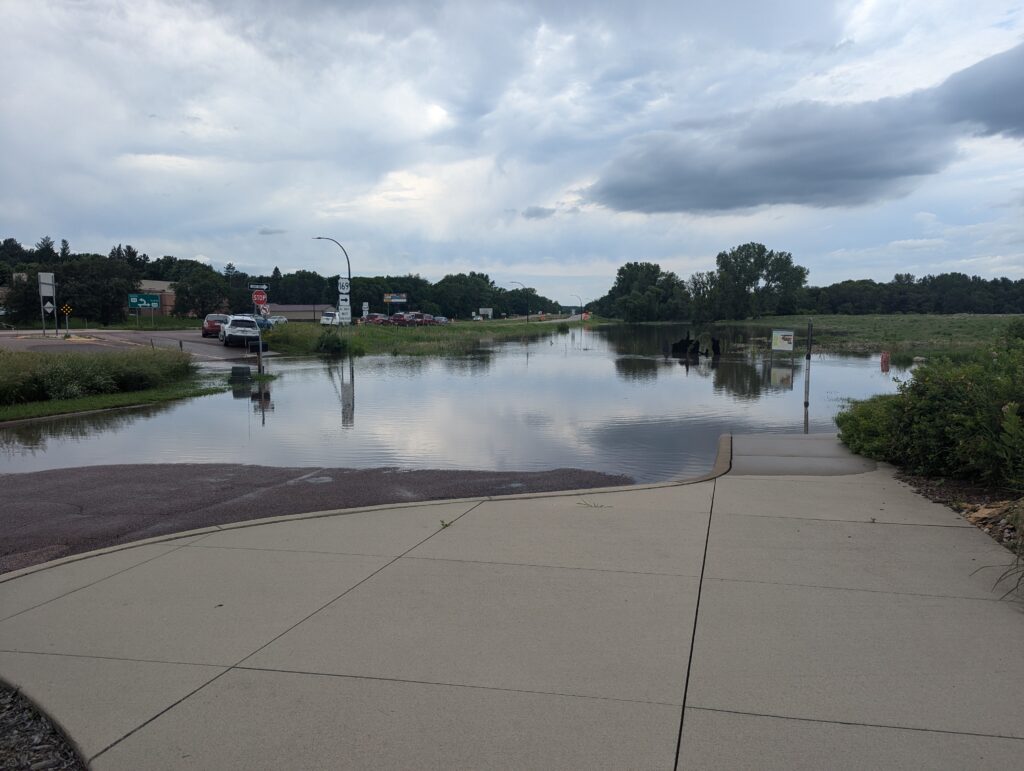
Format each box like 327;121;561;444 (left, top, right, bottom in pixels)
896;472;1021;553
0;684;86;771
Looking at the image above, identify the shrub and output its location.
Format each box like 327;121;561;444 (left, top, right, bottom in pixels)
837;345;1024;490
834;394;900;460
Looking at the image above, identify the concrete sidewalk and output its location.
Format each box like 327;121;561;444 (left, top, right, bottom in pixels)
1;434;1021;769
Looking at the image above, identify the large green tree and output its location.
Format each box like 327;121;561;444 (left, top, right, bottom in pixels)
172;267;227;317
714;243;808;319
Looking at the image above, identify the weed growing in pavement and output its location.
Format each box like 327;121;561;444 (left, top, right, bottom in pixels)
577;499;611;509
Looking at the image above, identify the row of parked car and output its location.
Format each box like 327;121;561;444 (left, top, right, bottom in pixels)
320;311;449;327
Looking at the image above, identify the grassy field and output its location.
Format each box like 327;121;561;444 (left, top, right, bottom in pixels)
718;314;1022;360
266;318;592;356
0;380;225;422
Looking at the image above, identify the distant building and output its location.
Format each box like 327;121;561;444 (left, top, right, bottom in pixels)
267;303;335;322
138;280;176;316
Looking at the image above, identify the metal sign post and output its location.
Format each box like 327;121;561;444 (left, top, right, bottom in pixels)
38;272;55;337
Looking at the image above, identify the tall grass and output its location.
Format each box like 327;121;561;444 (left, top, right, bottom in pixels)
265;319;587;357
0;349;195;406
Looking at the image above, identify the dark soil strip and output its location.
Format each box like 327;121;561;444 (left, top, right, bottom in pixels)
1;464;633;574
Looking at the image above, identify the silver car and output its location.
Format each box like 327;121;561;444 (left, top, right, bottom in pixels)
219;315;261;347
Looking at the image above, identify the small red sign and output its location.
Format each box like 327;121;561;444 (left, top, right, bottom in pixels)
251;289;268;305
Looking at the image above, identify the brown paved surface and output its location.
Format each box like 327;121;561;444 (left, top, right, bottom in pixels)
0;464;632;573
0;329;254;361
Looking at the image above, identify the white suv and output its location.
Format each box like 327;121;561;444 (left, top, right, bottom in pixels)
320;311;340;326
219;315;261;347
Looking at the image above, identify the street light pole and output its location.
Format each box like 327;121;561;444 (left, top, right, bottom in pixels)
572;294;584;319
314;237;352;326
510;280;528;323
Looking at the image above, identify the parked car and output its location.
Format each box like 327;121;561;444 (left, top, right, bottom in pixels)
387;312;410;326
320;311;339;326
219;315;261;346
433;316;449;325
267;315;288;326
202;313;230;337
362;313;387;325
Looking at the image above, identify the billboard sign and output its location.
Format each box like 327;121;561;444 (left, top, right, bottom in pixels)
384;293;407;304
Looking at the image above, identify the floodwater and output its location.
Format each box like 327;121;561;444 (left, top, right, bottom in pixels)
0;324;905;482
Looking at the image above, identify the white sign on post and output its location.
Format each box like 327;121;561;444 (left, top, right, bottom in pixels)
337;305;352;324
362;302;369;317
771;330;795;352
38;272;55;297
337;294;351;305
338;278;350;294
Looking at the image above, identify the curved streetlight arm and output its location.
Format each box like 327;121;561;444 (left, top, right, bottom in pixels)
508;281;528;322
313;237;351;284
571;294;584;316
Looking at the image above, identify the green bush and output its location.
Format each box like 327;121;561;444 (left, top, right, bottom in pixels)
0;350;195;406
837;345;1024;490
834;394;900;460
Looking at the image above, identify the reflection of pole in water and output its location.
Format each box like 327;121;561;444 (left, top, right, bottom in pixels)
803;320;813;433
327;358;356;428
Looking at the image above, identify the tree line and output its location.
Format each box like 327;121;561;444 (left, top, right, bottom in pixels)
0;236;561;323
590;242;1024;321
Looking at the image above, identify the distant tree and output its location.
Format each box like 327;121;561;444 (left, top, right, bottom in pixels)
34;236;58;263
172;267;227;317
59;239;71;262
0;238;29;267
59;255;140;324
714;243;808;319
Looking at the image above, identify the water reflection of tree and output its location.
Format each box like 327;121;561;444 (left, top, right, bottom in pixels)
596;323;753;356
0;404;173;453
614;357;660;381
441;353;493;375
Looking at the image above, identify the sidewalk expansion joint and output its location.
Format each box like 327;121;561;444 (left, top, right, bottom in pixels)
686;706;1024;742
184;544;393;559
715;512;972;528
231;499;487;669
400;555;700;578
0;649;227;669
0;542;197;624
703;576;1010;603
231;665;682;707
673;477;717;768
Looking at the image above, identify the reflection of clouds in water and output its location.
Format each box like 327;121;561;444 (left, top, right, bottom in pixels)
0;339;902;481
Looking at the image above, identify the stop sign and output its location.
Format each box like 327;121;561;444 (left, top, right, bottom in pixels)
251;289;268;305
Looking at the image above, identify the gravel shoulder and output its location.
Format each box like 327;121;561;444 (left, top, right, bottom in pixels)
0;463;633;574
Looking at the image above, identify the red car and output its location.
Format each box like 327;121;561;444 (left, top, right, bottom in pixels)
362;313;387;325
202;313;229;337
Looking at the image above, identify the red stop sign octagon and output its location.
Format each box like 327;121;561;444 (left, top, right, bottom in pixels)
251;289;267;305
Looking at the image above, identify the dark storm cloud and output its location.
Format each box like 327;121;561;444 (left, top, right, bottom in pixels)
938;43;1024;138
590;43;1024;213
522;206;556;220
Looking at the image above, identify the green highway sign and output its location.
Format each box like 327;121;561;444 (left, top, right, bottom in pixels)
128;293;160;309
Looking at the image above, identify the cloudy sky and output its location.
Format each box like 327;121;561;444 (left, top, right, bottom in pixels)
2;1;1023;303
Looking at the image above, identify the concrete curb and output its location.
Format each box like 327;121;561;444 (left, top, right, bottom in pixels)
0;435;733;584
